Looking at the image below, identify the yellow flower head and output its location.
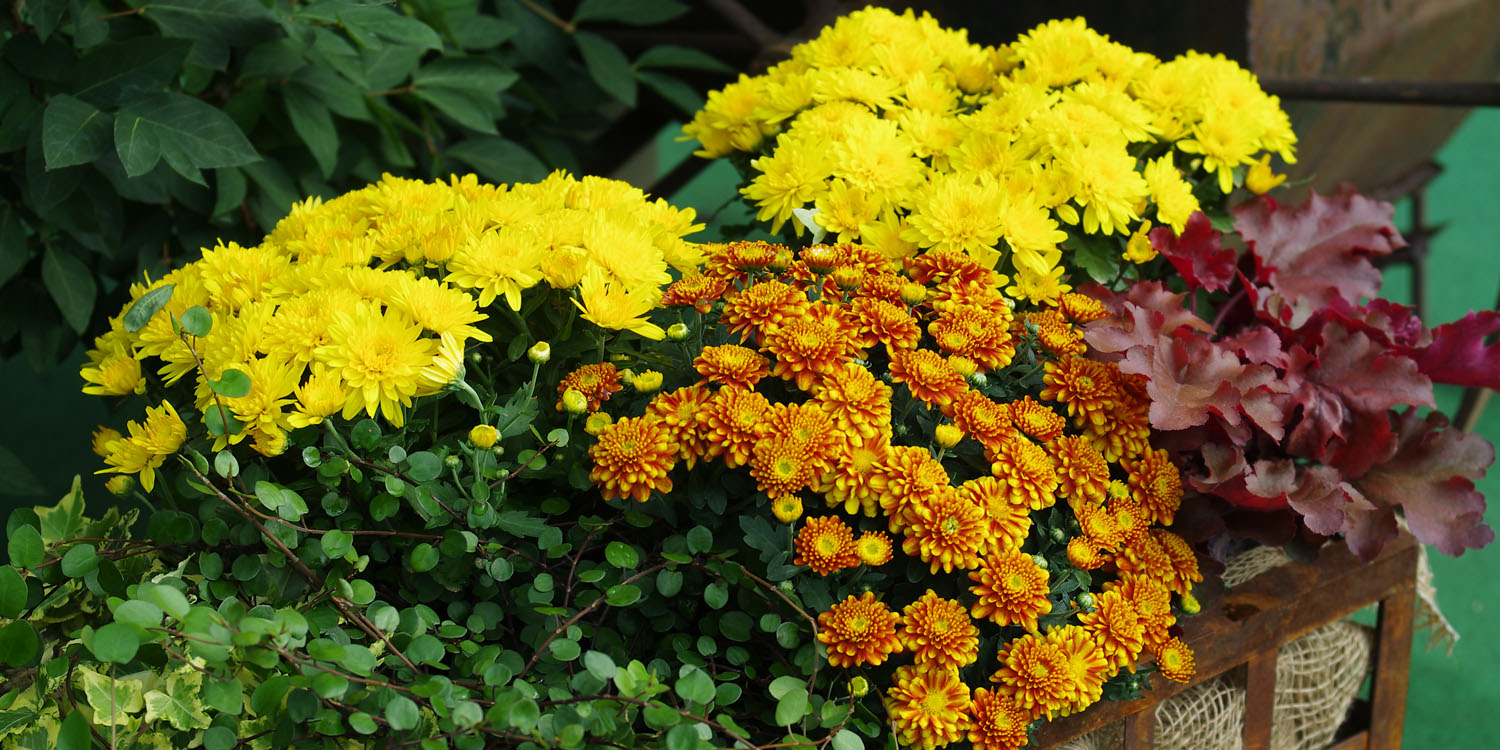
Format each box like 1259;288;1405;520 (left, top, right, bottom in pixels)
573;267;665;340
315;302;438;428
886;664;972;750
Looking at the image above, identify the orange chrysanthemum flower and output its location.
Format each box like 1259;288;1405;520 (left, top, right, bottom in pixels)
929;303;1016;370
1106;482;1150;536
1051;435;1110;507
826;438;889;516
938;278;1012;317
765;402;841;477
660;274;730;313
1077;588;1146;672
1008;396;1066;444
850;296;922;353
889;348;968;413
696;386;771;468
870;445;951;531
556;362;623;412
968;688;1030;750
1026;309;1087;357
950;390;1016;455
1107;574;1177;652
1040;356;1120;430
886;665;973;750
1123;448;1183;525
1153;637;1196;682
1087;385;1153;462
793;516;860;575
900;487;988;573
706;239;780;277
750;435;820;499
818;591;904;667
763;302;857;391
990;632;1073;720
693;344;771;389
1067;536;1109;570
1150;528;1203;596
855;530;894;565
901;590;980;669
990;437;1060;510
645;385;713;468
814;363;893;445
968;550;1051;632
1116;529;1176;587
957;477;1031;555
588;416;678;503
906;248;992;288
1048;625;1111;710
1056;292;1109;323
721;279;809;343
857;271;906;305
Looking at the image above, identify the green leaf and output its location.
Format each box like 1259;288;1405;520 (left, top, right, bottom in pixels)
90;622;141;663
413;58;519;93
774;687;809;727
444;136;549;183
348;712;378;734
385;694;420;730
703;581;727;609
414;86;500;135
122;283;174;332
575;32;636;106
0;566;25;618
643;701;681;729
719;611;752;642
350;419;381;450
7;525;43;569
655;568;683;597
23;0;68;40
116;91;259;182
145;672;212;730
604;541;639;569
179;305;212;336
605;584;641;607
321;529;353;559
583;650;616;681
635;44;733;73
405;451;442;482
284;83;339;178
72;37;192;108
136;582;190;620
638;70;705;115
572;0;688;25
213;450;239;478
0;621;40;666
408;543;439;572
141;0;279;70
548;638;580;661
1069;232;1123;284
211;167;246;218
686;525;712;554
0;710;39;735
203;727;236;750
507;698;540;733
674;666;714;704
204;405;243;437
301;0;442;50
210;368;252;397
0;204;31;290
112;599;164;630
768;676;805;701
56;709;89;750
60;543;98;577
203;676;242;714
831;729;864;750
664;724;699;750
42;247;96;334
42;94;113;168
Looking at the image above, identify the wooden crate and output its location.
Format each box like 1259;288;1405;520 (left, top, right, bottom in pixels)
1038;530;1420;750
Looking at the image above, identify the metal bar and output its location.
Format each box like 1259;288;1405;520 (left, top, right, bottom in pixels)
1260;78;1500;107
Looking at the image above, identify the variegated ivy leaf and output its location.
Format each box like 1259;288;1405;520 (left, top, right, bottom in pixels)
143;671;211;731
77;666;145;726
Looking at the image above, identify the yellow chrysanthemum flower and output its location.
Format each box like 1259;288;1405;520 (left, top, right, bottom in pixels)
315;303;439;428
572;267;665;340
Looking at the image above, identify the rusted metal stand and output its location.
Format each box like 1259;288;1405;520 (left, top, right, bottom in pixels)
1037;531;1420;749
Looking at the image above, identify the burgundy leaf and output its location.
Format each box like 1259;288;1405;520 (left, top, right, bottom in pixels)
1411;310;1500;389
1151;211;1238;293
1120;331;1248;431
1081;281;1212;356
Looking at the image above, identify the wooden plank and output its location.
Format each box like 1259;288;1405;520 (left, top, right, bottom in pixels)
1243;650;1278;749
1327;731;1370;750
1368;584;1417;749
1122;709;1155;750
1037;531;1419;746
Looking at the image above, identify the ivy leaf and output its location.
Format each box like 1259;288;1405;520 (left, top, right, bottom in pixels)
575;32;636;106
144;671;213;730
42;94;113;169
79;666;145;724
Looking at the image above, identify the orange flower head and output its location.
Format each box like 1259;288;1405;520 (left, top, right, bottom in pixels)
706;239;781;277
855;530;894;565
660;274;730;313
693;344;771;389
556;362;623;412
968;688;1030;750
951;390;1017;455
871;445;952;531
1086;387;1153;462
793;516;859;575
645;384;713;468
1108;574;1177;652
765;401;841;477
850;296;922;353
763;302;857;391
968;550;1052;632
1040;356;1121;430
696;386;771;468
990;632;1073;720
817;591;904;667
1057;292;1109;323
857;271;906;305
907;248;991;288
814;363;893;445
1009;396;1066;444
938;277;1013;318
929;303;1016;370
957;476;1031;555
901;590;980;669
890;348;968;413
588;416;678;503
886;665;973;750
1078;588;1146;672
1026;309;1087;357
721;279;809;343
826;438;890;517
1051;435;1110;508
990;437;1060;511
901;487;989;573
1067;536;1109;570
750;435;820;500
1116;529;1175;587
1153;637;1196;683
1124;448;1183;526
1150;528;1203;596
1047;624;1111;710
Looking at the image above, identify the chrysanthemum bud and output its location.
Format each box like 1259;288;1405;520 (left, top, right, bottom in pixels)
444;454;462;469
849;676;870;697
561;388;588;414
1032;554;1049;570
831;266;862;291
632;370;663;393
527;341;551;364
969;372;989;388
105;475;134;497
1180;593;1201;615
1078;592;1096;611
899;283;927;306
468;351;484;365
768;248;794;272
1050;526;1067;544
803;244;838;274
771;494;804;523
469;424;499;449
585;412;613;436
667;322;690;341
933;424;963;449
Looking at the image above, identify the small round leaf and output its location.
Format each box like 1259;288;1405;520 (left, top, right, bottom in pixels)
90;623;140;663
179;305;213;337
0;566;26;618
408;543;439;572
604;541;638;569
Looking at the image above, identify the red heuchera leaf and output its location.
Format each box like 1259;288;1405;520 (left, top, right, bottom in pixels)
1080;281;1212;356
1350;409;1496;559
1410;310;1500;389
1150;212;1237;293
1119;331;1249;431
1233;188;1405;328
1318;297;1430;351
